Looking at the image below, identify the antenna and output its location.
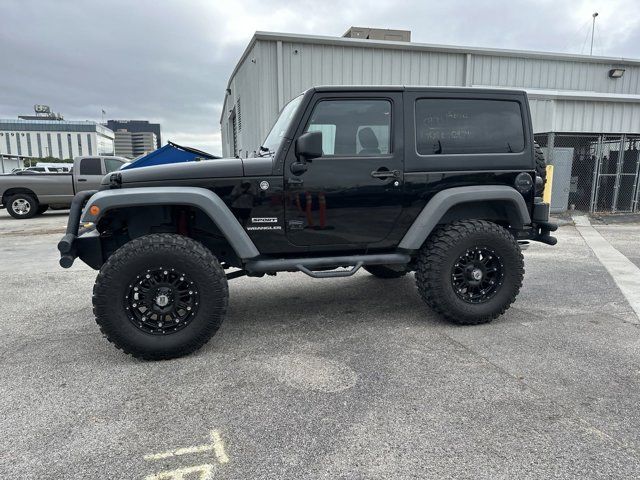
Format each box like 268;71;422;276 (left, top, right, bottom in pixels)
590;12;598;56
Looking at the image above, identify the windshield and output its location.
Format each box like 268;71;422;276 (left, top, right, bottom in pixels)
260;95;303;154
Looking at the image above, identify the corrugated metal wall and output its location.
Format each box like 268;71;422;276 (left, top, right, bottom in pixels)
280;43;465;97
552;100;640;133
221;36;640;156
471;54;640;94
528;98;555;132
222;41;279;157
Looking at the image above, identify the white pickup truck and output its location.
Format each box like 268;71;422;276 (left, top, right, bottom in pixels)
0;156;128;218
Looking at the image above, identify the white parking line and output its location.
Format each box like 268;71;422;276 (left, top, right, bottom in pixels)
573;215;640;324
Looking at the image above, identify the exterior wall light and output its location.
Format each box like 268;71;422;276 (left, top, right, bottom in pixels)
609;68;625;78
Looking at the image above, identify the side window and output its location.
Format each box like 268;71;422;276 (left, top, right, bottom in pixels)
104;158;124;173
305;99;391;156
79;157;102;175
415;99;524;155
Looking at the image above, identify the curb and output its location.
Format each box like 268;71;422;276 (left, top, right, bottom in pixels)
550;216;574;227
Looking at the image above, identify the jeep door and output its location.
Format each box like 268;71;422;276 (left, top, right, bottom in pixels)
284;92;404;248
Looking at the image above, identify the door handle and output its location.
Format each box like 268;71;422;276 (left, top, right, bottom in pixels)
371;169;399;179
77;178;87;182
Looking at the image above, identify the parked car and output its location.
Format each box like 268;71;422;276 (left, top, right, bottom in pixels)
0;156;128;218
58;86;556;360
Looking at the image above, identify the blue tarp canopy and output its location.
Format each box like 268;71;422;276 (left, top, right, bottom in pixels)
121;141;221;170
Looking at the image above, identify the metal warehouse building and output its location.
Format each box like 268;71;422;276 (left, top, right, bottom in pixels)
221;29;640;213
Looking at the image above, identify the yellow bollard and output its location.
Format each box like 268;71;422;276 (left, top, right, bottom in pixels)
543;164;554;204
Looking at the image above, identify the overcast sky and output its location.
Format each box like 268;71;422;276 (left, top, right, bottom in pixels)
1;0;639;155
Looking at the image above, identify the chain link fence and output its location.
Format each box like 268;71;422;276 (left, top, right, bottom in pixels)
534;133;640;214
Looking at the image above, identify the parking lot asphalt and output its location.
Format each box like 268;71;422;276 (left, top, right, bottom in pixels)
0;208;69;236
1;214;640;479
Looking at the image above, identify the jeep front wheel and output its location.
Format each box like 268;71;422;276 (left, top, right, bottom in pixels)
93;234;228;360
415;220;524;325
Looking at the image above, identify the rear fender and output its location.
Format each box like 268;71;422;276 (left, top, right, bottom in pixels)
399;185;531;251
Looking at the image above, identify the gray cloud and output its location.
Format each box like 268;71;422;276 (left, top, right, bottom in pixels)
1;0;638;155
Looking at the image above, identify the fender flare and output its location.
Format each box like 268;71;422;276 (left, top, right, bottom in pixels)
398;185;531;250
81;187;260;260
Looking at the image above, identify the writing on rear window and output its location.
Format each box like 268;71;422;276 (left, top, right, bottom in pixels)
415;99;525;155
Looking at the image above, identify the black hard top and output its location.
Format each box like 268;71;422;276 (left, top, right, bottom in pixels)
310;85;527;96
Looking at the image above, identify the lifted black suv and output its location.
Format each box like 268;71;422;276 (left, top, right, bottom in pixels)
58;86;556;360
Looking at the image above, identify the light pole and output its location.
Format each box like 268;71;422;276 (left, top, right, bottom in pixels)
590;12;598;56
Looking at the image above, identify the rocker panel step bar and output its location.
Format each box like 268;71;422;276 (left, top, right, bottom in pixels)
245;252;411;278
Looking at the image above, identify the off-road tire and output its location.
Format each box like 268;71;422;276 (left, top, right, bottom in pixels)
415;220;524;325
364;265;408;279
534;141;547;195
37;205;49;215
93;234;228;360
7;193;39;219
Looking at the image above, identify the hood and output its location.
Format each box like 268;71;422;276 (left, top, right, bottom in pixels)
101;158;244;187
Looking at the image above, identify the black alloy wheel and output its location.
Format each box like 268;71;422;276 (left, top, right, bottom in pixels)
126;268;200;335
451;246;504;304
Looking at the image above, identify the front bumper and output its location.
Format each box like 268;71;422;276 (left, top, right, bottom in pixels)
58;190;99;268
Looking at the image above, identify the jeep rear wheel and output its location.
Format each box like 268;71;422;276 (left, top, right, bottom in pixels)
364;265;408;279
93;234;228;360
7;193;39;219
415;220;524;325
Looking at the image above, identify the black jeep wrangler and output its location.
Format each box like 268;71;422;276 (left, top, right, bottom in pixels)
58;86;556;360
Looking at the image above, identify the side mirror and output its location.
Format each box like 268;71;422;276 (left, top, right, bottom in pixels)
295;131;323;163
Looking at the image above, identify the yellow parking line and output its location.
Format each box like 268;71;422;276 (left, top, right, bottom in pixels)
211;429;229;464
144;464;214;480
143;429;230;464
144;444;213;461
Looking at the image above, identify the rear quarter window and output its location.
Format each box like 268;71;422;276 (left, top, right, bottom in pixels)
104;158;124;173
415;99;524;155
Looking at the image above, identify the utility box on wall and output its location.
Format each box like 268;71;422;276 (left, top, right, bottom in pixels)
543;147;574;213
